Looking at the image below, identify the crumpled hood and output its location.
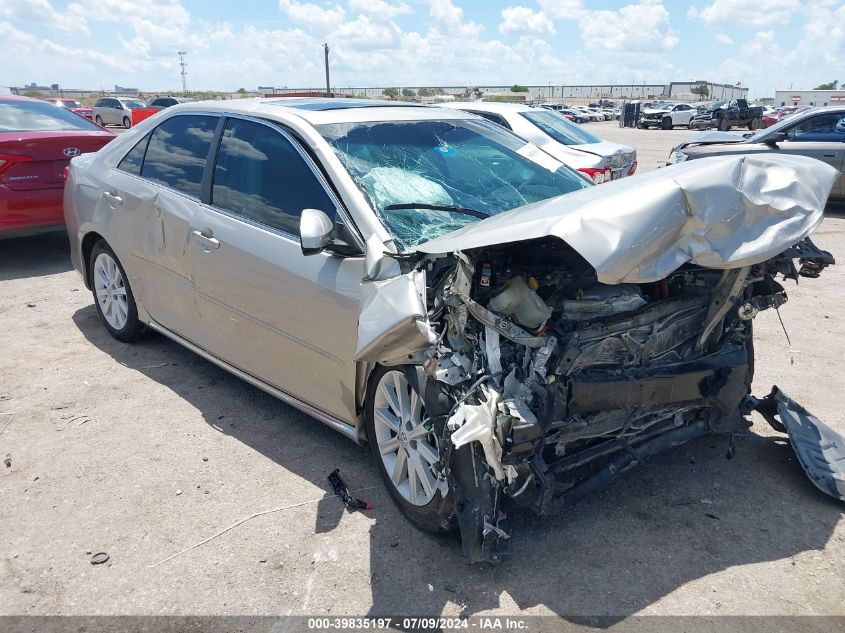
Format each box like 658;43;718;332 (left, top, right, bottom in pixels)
414;154;837;284
675;130;751;151
642;108;671;115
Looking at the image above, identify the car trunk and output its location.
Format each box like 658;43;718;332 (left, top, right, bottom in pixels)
0;131;112;191
567;140;635;178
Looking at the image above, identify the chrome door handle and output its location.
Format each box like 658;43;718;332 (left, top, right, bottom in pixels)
102;191;123;206
192;228;220;249
822;153;837;157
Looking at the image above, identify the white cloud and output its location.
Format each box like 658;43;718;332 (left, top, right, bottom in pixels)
538;0;585;20
0;0;89;35
278;0;345;32
499;6;555;35
715;32;733;44
428;0;482;37
579;1;679;53
347;0;411;20
688;0;800;27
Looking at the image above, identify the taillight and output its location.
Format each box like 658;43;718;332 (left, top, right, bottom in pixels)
628;160;638;176
0;153;33;176
63;166;70;181
578;167;611;184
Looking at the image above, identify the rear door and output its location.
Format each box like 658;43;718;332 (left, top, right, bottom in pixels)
779;112;845;195
102;113;220;335
673;104;694;126
187;115;363;424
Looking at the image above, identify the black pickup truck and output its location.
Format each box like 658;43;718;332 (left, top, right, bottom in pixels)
690;98;764;131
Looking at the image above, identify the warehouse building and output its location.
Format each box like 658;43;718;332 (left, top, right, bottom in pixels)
773;89;845;107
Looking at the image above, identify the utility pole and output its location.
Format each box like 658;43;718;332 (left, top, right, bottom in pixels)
178;51;187;96
323;43;331;97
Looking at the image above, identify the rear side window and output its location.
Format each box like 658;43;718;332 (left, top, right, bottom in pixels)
117;134;150;175
141;115;218;197
211;118;335;235
786;114;845;142
468;111;511;130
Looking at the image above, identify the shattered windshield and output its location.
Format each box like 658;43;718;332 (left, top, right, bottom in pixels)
316;118;590;250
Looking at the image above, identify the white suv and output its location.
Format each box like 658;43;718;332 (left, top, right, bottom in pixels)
639;103;697;129
92;97;147;128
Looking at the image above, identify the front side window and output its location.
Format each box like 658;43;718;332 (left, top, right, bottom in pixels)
211;118;335;236
317;118;590;250
0;99;102;132
141;115;217;197
785;114;845;142
120;99;146;110
520;110;601;145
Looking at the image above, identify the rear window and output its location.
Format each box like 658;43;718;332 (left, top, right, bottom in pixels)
0;100;102;132
520;110;601;145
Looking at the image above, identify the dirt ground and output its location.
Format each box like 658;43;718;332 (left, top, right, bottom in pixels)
1;121;843;622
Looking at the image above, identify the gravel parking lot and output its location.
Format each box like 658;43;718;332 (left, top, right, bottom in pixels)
1;121;843;622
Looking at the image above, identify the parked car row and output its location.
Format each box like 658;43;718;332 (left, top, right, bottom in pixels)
44;95;192;129
537;103;621;122
57;96;845;563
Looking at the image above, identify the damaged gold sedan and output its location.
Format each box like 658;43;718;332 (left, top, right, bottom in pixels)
64;99;845;563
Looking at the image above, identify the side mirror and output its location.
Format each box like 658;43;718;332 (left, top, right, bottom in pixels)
765;131;788;146
299;208;333;256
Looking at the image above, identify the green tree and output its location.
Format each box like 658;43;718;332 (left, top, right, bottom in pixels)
402;88;416;97
236;87;247;94
23;89;45;98
382;87;400;98
690;85;710;99
510;84;528;93
418;87;434;97
814;80;839;90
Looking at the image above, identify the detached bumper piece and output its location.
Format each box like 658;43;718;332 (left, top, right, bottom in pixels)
748;387;845;501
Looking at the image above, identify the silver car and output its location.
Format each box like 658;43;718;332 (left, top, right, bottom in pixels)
92;97;147;128
443;101;636;183
65;98;845;562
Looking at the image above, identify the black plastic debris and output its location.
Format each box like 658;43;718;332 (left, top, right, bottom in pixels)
328;469;373;511
4;454;10;468
90;552;109;565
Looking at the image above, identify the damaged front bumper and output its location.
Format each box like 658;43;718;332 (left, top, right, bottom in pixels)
355;154;842;563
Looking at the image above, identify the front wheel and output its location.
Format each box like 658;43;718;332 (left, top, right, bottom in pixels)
718;118;730;131
365;366;453;533
122;116;131;128
89;240;148;342
95;115;104;126
662;117;673;130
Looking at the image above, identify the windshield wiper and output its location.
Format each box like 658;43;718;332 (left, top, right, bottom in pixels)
383;202;489;219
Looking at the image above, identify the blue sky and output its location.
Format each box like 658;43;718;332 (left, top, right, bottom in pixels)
0;0;842;97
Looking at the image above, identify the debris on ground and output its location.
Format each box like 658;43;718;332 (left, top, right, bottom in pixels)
666;498;697;507
328;469;373;511
25;303;35;308
705;513;721;520
56;413;93;431
176;489;182;496
90;552;109;565
4;454;11;468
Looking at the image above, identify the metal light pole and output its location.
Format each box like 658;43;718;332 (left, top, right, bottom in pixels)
323;43;331;97
178;51;187;95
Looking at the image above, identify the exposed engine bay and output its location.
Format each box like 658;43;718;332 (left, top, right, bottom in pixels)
376;235;841;562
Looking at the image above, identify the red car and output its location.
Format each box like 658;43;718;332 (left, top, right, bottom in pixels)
1;95;115;239
49;98;94;121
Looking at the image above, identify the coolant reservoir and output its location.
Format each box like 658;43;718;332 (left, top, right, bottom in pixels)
488;276;552;330
560;284;647;320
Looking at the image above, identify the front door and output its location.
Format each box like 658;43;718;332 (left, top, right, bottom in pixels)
779;112;845;195
187;116;363;424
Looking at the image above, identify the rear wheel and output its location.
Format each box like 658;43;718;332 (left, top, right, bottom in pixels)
95;115;104;126
718;118;730;131
661;117;673;130
688;120;695;129
748;118;762;130
365;366;453;533
89;240;147;343
122;116;131;128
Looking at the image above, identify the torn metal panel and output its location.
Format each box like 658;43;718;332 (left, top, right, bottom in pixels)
751;387;845;501
414;154;838;284
355;269;436;363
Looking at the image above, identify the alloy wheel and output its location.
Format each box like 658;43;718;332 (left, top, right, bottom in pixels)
372;370;441;506
93;252;129;330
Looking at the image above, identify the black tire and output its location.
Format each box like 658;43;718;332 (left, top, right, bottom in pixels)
89;240;148;343
718;117;730;131
122;116;131;129
662;117;673;130
688;120;695;130
365;365;454;533
748;118;762;130
95;115;104;126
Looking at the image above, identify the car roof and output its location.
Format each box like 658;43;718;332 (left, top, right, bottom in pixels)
441;101;534;114
0;94;43;103
161;97;476;125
